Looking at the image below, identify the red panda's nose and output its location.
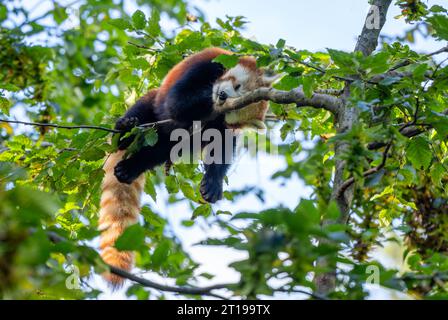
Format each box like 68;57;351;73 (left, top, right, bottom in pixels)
218;91;228;101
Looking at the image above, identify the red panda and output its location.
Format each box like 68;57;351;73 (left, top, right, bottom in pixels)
99;47;280;287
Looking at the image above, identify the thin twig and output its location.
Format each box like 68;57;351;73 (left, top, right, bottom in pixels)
0;119;121;133
275;288;328;300
0;118;173;134
127;41;161;53
368;109;448;150
109;265;231;299
389;45;448;72
41;229;231;299
336;142;392;199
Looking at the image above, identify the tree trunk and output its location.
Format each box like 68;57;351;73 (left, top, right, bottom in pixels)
315;0;393;295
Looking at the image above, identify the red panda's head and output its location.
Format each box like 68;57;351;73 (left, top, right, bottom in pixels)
213;57;281;132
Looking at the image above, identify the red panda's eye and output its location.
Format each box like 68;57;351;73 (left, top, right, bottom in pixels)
235;84;241;90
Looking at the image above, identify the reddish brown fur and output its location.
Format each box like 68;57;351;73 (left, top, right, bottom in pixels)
238;56;257;72
140;88;159;103
156;47;232;106
99;150;145;288
99;48;271;288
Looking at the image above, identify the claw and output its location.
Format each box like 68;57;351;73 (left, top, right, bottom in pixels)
200;177;223;203
114;160;138;184
115;116;139;131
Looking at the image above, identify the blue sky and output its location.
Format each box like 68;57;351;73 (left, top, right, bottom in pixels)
192;0;445;53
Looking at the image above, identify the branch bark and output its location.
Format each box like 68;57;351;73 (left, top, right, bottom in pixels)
0;118;173;134
216;87;341;115
335;142;392;199
108;265;231;299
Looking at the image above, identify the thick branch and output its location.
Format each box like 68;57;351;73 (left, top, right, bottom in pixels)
1;87;340;135
354;0;393;56
216;87;341;115
333;0;393;216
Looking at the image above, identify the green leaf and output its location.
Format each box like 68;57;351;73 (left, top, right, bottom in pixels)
280;123;293;140
0;96;11;115
130;57;150;70
53;4;68;24
427;15;448;40
82;148;105;161
302;76;314;98
16;229;51;265
132;10;146;30
429;5;447;13
192;204;212;219
108;18;132;30
115;224;146;251
276;39;286;49
327;48;354;68
213;54;239;68
406;137;432;170
165;175;179;194
430;163;446;187
0;4;7;21
147;9;161;36
151;240;170;268
429;4;448;13
126;284;150;300
412;63;429;80
370;185;394;201
111;102;127;117
143;128;158;147
144;174;157;201
379;76;401;86
180;181;197;201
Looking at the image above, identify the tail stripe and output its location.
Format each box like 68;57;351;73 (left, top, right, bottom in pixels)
98;150;145;288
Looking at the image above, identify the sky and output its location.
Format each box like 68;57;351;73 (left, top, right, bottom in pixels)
8;0;448;300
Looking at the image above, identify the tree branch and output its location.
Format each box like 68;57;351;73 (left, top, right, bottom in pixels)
216;87;341;115
335;142;392;200
40;229;231;299
0;119;121;133
354;0;393;56
333;0;393;217
44;229;327;300
1;87;340;135
108;265;232;300
0;118;172;134
388;45;448;72
368;109;448;150
275;288;329;300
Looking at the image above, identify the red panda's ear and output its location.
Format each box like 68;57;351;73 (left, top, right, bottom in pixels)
261;69;284;87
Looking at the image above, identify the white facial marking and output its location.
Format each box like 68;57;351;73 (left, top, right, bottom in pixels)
213;65;251;105
229;64;250;85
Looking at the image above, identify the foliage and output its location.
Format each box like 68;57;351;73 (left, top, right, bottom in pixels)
0;0;447;300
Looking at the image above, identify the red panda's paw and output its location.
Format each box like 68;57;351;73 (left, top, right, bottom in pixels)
115;116;140;131
114;159;141;184
200;178;223;204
